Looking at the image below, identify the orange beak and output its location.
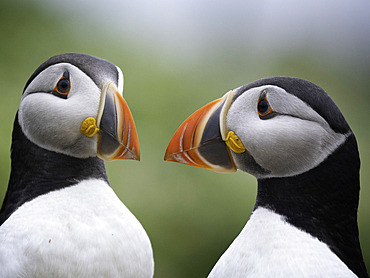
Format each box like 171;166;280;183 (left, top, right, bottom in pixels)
96;81;140;161
164;91;236;173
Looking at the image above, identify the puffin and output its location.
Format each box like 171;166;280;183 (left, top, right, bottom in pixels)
165;77;368;277
0;53;154;278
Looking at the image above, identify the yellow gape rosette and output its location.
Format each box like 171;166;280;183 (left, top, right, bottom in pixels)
80;117;100;137
225;131;246;153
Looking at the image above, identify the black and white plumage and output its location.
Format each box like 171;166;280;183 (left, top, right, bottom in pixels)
165;77;368;277
0;53;154;277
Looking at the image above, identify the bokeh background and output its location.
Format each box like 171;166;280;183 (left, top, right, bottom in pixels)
1;0;369;277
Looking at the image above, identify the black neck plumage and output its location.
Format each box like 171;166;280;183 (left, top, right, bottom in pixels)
255;134;368;278
0;114;108;226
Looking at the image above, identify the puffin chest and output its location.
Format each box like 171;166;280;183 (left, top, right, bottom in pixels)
0;179;153;278
208;207;356;278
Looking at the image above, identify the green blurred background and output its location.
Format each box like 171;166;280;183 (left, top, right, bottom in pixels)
0;0;369;277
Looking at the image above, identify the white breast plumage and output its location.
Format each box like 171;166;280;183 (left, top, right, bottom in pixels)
208;207;356;278
0;179;154;278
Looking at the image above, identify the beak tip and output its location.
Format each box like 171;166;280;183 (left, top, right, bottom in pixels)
123;148;140;161
164;147;172;161
132;143;141;160
163;154;173;162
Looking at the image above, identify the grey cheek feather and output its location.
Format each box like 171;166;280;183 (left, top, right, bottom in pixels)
231;150;271;177
18;64;102;159
23;67;62;96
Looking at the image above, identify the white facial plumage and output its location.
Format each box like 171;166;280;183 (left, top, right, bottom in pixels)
226;85;348;178
18;63;124;159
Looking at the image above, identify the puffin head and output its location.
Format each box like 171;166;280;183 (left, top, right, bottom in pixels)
18;53;140;161
165;77;351;178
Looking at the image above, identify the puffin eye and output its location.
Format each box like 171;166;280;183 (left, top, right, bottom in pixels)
257;90;274;117
52;71;71;99
258;100;269;114
57;79;70;93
